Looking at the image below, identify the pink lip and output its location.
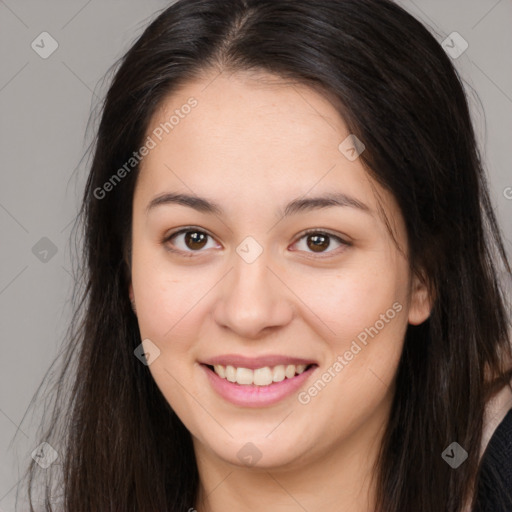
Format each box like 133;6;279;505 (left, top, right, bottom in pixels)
201;354;317;370
200;363;318;408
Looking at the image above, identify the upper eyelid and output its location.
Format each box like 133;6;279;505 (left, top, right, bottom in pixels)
165;227;218;244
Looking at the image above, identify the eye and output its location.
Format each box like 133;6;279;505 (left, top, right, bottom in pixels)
163;228;218;256
162;227;350;258
291;229;350;257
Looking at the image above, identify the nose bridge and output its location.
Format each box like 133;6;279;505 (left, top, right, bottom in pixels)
213;237;293;337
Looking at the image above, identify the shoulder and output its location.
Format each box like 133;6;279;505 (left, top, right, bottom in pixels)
474;408;512;512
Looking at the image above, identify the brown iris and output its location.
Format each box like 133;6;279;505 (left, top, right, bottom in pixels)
306;233;330;252
184;231;208;250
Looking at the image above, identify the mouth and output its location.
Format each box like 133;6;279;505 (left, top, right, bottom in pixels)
199;359;319;407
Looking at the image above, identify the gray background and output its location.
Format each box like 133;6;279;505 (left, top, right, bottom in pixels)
0;1;511;510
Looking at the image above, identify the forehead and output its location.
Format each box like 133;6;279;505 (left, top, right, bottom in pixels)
145;71;349;169
134;70;401;232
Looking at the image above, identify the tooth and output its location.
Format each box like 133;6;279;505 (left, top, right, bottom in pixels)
285;365;296;379
254;367;273;386
226;365;237;382
215;363;310;384
272;365;285;382
214;365;226;378
236;367;254;385
296;364;307;374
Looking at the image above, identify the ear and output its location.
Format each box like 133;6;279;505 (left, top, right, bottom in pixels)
129;282;134;303
408;271;433;326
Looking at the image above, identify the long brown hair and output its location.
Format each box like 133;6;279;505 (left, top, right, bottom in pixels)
17;0;512;510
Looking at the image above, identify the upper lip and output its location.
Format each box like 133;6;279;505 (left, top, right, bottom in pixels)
201;354;318;370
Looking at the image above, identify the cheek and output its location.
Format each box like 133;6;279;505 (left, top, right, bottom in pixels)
295;253;410;407
298;258;409;342
297;271;407;442
131;255;207;431
130;239;201;337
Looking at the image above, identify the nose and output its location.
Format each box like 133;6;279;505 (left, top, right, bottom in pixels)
213;249;294;339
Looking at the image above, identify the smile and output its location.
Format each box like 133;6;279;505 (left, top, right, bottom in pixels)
200;358;319;407
209;363;311;386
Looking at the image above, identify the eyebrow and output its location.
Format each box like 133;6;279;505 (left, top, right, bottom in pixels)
145;191;372;218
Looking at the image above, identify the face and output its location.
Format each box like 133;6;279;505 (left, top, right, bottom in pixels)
129;70;431;470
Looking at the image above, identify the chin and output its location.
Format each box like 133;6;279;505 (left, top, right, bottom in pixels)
196;430;314;470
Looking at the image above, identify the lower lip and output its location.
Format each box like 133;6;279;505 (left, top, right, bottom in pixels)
200;364;317;407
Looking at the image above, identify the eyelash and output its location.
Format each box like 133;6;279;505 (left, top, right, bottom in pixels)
162;226;351;259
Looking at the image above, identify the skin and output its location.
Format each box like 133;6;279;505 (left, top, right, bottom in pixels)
128;69;432;512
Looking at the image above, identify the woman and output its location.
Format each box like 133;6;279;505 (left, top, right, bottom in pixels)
20;0;512;510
